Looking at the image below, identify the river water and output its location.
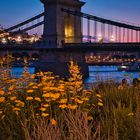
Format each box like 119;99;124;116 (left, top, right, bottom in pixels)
11;66;140;84
85;66;140;84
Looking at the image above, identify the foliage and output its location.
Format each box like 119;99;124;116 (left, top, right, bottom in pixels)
0;58;139;140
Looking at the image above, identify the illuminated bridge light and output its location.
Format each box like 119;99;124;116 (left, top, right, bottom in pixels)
64;17;74;43
1;38;7;44
97;34;103;42
16;36;22;43
110;35;115;42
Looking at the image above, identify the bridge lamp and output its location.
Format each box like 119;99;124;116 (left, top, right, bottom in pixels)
90;55;94;59
97;35;103;42
34;36;40;42
110;35;115;42
8;37;11;40
16;36;22;43
1;38;7;44
30;37;35;43
30;36;39;43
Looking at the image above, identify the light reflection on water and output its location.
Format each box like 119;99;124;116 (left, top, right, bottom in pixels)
85;66;140;84
12;67;35;77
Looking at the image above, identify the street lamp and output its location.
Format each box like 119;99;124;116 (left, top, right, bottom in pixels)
16;36;22;43
97;34;103;42
1;38;7;44
110;35;115;42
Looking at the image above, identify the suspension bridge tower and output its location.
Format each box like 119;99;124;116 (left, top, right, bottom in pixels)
40;0;85;48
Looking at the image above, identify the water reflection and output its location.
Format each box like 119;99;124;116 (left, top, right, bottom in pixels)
86;66;140;84
12;67;35;77
11;66;140;85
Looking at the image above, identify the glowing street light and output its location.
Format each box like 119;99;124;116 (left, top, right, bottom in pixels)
97;34;103;42
30;37;35;43
1;38;7;44
29;36;40;43
16;36;22;43
110;35;115;42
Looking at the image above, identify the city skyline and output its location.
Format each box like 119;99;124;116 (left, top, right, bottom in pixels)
0;0;140;28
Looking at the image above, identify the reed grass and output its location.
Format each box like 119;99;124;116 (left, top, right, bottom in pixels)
0;57;139;140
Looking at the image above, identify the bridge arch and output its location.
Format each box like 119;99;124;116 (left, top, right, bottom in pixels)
12;52;21;59
130;55;136;59
112;55;121;59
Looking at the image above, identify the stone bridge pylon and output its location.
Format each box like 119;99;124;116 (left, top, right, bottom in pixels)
40;0;85;48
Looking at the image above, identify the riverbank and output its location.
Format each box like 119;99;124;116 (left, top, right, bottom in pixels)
0;61;140;140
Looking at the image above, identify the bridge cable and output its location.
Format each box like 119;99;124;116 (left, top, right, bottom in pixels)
131;30;133;42
62;9;140;31
5;12;44;32
123;28;125;42
94;21;97;41
87;18;90;42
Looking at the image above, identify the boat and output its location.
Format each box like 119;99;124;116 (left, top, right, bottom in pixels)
118;62;140;72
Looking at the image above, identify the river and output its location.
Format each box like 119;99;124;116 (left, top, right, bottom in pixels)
11;66;140;84
85;66;140;84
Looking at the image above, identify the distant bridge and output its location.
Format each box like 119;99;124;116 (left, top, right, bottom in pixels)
2;8;140;44
0;42;140;52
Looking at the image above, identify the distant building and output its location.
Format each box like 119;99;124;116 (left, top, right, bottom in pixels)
0;29;9;38
0;29;40;44
9;29;29;38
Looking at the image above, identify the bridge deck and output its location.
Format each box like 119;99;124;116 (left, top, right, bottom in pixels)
0;43;140;52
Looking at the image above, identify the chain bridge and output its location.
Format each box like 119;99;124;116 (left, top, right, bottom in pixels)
0;0;140;78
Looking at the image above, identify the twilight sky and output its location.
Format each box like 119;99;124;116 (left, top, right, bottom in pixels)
0;0;140;28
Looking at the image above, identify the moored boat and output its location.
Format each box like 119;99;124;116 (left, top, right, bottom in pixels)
118;62;140;72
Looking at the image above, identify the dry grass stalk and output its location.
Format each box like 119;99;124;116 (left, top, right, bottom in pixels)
135;92;140;139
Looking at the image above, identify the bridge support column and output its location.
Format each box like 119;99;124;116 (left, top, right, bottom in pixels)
40;0;85;48
36;50;89;79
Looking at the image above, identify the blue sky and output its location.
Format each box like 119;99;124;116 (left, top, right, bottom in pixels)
0;0;140;28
